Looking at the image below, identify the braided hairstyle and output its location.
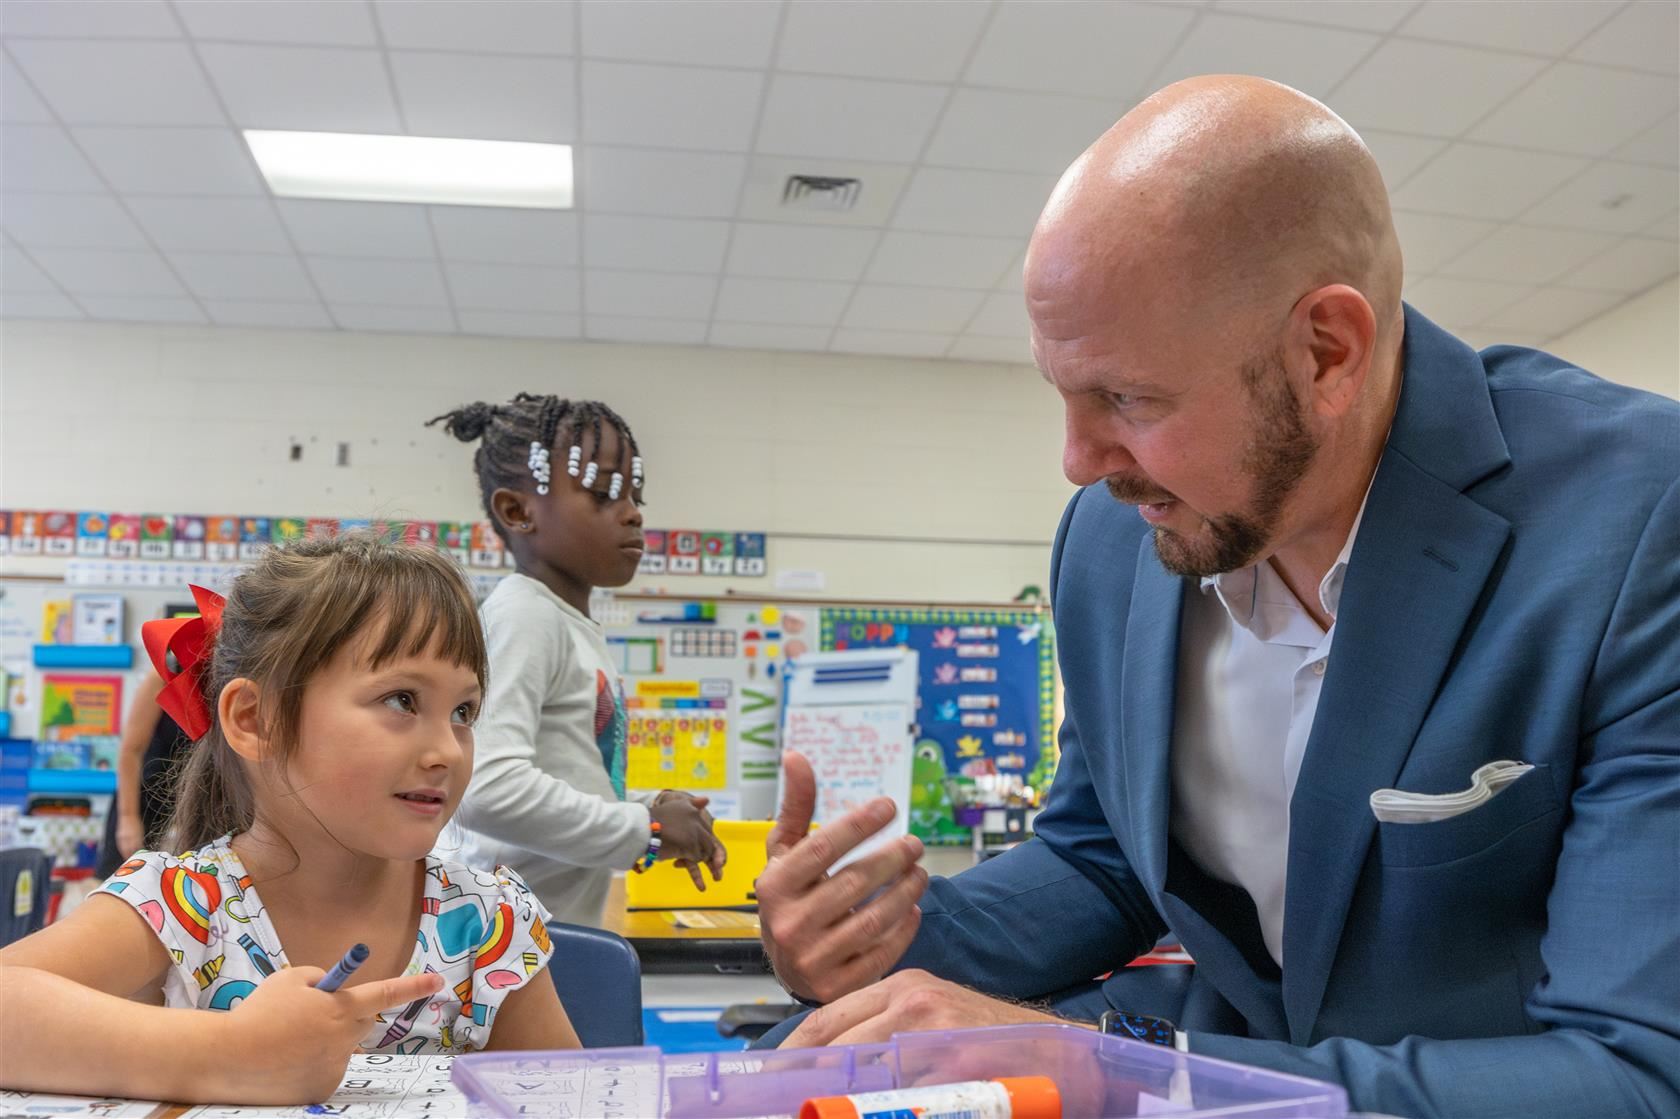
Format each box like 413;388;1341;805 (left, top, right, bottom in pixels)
427;393;642;541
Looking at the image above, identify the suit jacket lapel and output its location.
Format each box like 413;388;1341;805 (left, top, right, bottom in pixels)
1120;536;1184;899
1281;307;1514;1042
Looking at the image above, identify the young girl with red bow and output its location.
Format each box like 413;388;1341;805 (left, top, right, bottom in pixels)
0;535;579;1105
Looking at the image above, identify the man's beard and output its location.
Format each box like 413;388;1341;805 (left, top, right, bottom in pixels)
1110;354;1318;578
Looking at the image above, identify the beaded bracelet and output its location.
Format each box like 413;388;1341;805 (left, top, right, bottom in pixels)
631;820;663;873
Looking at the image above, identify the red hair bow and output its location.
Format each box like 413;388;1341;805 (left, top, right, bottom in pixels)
140;584;225;741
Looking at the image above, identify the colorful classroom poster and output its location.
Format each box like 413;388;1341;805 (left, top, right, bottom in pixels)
821;607;1056;842
75;513;109;557
139;515;173;559
400;521;438;547
106;513;141;558
668;530;700;575
38;674;124;743
438;522;469;564
172;515;207;559
699;532;733;576
306;517;339;541
0;511;9;555
271;517;306;546
638;529;668;575
734;532;767;576
205;516;240;561
9;511;42;554
469;522;504;568
624;680;728;790
239;517;272;559
40;511;76;556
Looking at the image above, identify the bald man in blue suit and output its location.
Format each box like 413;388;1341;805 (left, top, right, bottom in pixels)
753;76;1679;1119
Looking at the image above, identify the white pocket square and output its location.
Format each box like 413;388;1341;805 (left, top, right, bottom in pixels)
1370;760;1534;824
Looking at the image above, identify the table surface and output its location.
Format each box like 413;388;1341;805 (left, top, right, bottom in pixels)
600;875;763;941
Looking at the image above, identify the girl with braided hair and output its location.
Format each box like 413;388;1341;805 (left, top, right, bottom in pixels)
429;395;724;927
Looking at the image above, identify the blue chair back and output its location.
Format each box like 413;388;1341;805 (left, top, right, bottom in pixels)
0;847;54;948
546;920;644;1048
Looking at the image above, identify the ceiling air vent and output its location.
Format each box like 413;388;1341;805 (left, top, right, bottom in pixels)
781;174;861;211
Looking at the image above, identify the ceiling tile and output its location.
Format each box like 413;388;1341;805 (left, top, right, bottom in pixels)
584;269;716;319
74;126;264;193
1471;63;1677;158
842;284;982;333
735;156;910;228
445;262;580;313
966;290;1031;338
278;200;435;258
330;303;454;333
170;251;315;300
1154;13;1378;98
1392;143;1588;221
924;88;1120;175
1403;274;1532;327
308;256;451;306
1481;285;1625;335
375;0;575;55
1;291;84;318
1614;112;1680;170
585;214;728;274
714;275;851;325
1392;210;1500;273
965;1;1194;99
0;0;178;39
892;167;1057;236
585;315;707;344
1361;130;1450;189
725;222;877;281
389;51;576;143
0;193;149;249
0;125;105;191
431;208;580;267
8;40;224;125
1438;224;1617;285
1521;161;1680;234
949;334;1035;364
127;197;291;253
30;246;184;296
198;44;401;132
581;147;747;218
1213;0;1415;33
866;231;1020;289
76;295;207;323
1;244;56;291
995;246;1028;291
202;299;333;329
1642;210;1679;239
831;328;953;357
175;0;377;46
580;0;779;68
756;74;946;164
1334;40;1544;136
1571;1;1680;75
1;58;52;123
777;0;989;83
1398;0;1611;55
1560;236;1679;293
456;309;581;338
581;61;761;152
707;322;834;351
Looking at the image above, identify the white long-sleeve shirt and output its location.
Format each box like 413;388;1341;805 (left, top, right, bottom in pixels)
451;573;651;927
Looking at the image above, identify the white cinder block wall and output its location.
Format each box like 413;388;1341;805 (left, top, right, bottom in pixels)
0;320;1071;602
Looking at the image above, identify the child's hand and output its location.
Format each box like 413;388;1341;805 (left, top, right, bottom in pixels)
649;792;727;889
217;966;444;1103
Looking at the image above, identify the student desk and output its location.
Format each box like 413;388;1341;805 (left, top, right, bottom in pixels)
600;875;771;975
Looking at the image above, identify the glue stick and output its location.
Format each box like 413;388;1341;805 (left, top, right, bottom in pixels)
799;1076;1060;1119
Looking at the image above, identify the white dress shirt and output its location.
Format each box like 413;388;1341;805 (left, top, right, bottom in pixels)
1169;500;1366;967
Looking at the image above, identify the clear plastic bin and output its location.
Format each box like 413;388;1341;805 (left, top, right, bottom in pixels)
453;1023;1348;1118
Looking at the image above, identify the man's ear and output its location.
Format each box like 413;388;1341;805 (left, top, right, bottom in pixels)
1289;283;1376;420
490;487;536;535
218;678;265;762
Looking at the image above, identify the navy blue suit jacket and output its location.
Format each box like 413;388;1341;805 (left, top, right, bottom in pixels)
898;307;1680;1117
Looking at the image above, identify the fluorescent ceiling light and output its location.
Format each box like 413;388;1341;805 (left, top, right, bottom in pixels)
244;131;572;209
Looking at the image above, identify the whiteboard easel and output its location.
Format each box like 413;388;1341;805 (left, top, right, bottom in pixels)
779;648;918;866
